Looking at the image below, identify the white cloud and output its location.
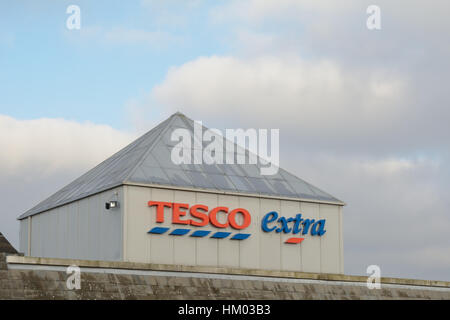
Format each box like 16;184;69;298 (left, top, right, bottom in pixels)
0;115;136;251
281;150;450;280
210;0;450;71
211;0;450;30
210;0;359;25
0;114;135;175
151;55;409;149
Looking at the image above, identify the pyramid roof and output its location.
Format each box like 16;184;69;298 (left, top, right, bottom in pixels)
19;112;343;219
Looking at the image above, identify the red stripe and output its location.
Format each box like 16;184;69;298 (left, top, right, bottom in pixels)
285;237;304;244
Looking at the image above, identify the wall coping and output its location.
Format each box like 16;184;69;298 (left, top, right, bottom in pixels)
6;255;450;289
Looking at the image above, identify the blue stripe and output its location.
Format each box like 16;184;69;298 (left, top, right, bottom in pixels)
190;230;211;237
170;228;191;236
149;228;251;241
230;233;251;240
148;227;170;234
211;232;231;239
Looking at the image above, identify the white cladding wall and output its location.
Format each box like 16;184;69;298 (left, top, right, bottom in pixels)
19;217;29;254
124;185;344;274
19;187;124;261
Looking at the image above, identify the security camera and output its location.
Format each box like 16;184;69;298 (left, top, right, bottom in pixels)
105;201;119;210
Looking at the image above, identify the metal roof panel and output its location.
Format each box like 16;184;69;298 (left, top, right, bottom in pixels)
18;112;344;219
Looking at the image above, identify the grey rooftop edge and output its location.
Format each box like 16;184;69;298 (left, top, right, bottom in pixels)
18;112;344;220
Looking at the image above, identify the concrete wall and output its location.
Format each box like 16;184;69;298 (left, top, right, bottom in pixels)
2;255;449;300
19;187;124;261
3;268;449;300
124;185;344;274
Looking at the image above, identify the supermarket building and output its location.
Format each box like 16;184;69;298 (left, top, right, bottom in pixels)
17;112;345;275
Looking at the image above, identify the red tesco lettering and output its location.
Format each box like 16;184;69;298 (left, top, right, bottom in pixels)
148;201;251;230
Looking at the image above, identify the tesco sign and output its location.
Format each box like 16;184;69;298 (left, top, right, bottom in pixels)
148;201;251;229
147;201;326;244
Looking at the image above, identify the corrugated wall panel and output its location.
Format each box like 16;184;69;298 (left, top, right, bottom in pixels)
148;188;175;264
320;204;341;273
280;200;302;271
78;196;90;259
125;186;151;262
88;195;101;260
339;206;344;273
23;187;123;261
238;196;260;269
56;207;68;259
66;202;79;259
173;190;197;266
194;192;219;266
300;202;321;272
217;194;240;267
99;190;123;261
30;213;42;257
259;198;282;270
124;186;344;274
19;218;28;255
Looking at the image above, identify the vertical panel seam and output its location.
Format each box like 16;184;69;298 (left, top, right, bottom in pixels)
279;199;282;270
123;185;128;261
27;216;31;256
298;201;302;272
146;188;154;263
340;206;342;273
194;191;198;266
319;204;322;274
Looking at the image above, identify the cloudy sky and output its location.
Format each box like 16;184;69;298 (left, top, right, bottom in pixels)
1;0;449;281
